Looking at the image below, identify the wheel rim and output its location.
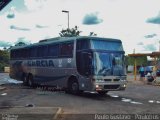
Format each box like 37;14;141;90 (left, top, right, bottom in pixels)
24;76;27;83
72;82;78;92
28;76;33;86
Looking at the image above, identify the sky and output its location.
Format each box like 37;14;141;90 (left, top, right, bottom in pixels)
0;0;160;54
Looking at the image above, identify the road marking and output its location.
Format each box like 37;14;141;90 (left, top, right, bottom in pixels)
1;93;7;96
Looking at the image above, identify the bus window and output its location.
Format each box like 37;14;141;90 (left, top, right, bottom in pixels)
29;47;37;58
16;49;21;58
37;46;48;57
90;39;123;51
21;49;29;58
76;39;90;51
10;50;15;59
48;44;59;57
60;42;73;57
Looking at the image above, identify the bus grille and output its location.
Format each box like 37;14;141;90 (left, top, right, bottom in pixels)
114;79;120;81
104;85;120;90
104;79;120;82
104;79;112;81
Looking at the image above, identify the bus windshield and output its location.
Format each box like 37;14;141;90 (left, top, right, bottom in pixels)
90;39;123;51
93;52;125;76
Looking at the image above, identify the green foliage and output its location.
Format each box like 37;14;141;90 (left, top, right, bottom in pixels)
59;26;81;37
126;55;147;66
89;32;97;36
0;50;9;72
15;42;26;46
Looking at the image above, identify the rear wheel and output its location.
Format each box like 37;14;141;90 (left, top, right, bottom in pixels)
28;74;34;87
22;74;28;86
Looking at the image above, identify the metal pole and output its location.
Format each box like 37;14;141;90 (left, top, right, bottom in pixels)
62;10;69;30
159;40;160;52
134;57;137;80
68;12;69;29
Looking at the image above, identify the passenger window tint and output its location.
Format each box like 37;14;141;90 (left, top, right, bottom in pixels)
37;46;48;57
21;49;28;58
48;44;59;57
76;39;89;50
10;50;16;59
60;42;73;56
30;47;37;58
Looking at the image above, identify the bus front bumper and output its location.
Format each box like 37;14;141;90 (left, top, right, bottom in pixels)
94;82;127;91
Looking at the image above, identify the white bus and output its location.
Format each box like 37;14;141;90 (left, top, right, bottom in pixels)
10;36;127;95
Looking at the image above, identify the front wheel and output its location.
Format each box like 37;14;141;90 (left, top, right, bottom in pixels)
69;80;79;94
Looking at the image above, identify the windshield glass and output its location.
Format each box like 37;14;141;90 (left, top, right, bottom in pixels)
93;52;125;76
91;39;123;51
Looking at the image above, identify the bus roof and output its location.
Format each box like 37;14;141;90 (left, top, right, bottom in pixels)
11;36;122;50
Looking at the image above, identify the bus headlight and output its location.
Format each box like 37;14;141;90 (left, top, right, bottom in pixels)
96;85;99;88
123;84;127;88
95;84;103;91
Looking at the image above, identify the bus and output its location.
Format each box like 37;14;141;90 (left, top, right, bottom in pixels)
9;36;127;95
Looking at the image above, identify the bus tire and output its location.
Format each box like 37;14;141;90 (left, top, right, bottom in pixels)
28;74;34;87
69;80;79;94
22;74;28;86
98;91;108;96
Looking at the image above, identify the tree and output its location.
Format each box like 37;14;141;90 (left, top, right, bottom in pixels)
89;32;97;36
15;42;26;46
0;50;9;71
126;55;147;66
59;26;81;37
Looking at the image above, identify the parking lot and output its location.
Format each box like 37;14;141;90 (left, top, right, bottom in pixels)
0;73;160;120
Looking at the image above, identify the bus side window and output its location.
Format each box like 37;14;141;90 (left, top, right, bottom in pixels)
11;50;15;59
48;44;59;57
60;42;73;57
21;49;28;59
30;48;37;58
76;39;89;51
37;46;48;57
16;49;21;58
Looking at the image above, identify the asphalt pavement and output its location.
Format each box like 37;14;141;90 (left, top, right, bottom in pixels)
0;73;160;120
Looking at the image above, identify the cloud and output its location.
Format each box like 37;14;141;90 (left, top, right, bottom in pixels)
7;12;15;19
147;12;160;24
137;42;144;45
144;34;157;38
143;44;156;51
35;24;48;29
0;41;12;47
82;12;103;25
6;7;15;19
10;25;30;31
24;0;47;11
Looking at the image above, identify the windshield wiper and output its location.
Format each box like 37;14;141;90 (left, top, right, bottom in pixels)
99;67;111;76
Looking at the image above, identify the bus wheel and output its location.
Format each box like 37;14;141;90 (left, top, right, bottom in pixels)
69;80;79;94
28;74;34;87
22;75;28;86
98;91;108;96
